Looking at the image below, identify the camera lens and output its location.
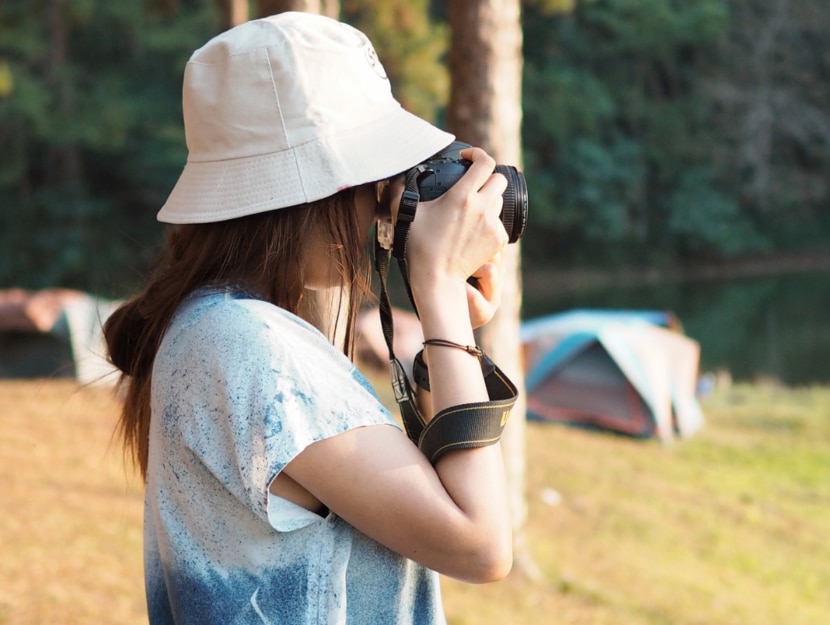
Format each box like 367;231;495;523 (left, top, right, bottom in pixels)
495;165;528;243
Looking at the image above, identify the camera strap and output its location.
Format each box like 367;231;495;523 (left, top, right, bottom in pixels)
388;166;425;311
373;174;518;464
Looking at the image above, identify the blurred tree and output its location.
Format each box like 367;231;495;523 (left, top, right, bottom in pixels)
257;0;338;18
0;0;219;294
709;0;830;250
217;0;249;26
342;0;447;122
521;0;759;267
3;0;829;293
447;0;535;578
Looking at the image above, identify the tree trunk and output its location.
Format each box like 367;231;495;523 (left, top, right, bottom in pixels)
217;0;249;28
447;0;537;578
256;0;339;18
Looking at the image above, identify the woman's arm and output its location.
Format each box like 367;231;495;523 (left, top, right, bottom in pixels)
282;148;513;583
281;420;511;583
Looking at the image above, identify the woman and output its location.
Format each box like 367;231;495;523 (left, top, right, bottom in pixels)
105;12;513;624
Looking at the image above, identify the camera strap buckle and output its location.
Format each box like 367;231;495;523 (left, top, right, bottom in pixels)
387;172;426;317
392;165;424;263
374;233;427;443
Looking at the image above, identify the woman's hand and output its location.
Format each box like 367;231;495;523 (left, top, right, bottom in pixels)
407;148;508;289
386;147;509;310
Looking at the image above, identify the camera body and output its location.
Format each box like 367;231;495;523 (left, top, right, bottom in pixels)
410;141;528;243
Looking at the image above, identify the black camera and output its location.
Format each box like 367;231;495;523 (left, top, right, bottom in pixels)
410;141;528;243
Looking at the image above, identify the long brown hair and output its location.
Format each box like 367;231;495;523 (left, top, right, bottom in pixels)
104;188;373;480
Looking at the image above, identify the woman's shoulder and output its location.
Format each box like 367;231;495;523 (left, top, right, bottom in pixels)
161;288;342;373
172;288;317;340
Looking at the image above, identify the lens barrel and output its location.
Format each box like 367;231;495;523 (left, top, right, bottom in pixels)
495;165;528;243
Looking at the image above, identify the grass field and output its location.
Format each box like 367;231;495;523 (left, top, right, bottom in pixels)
1;379;828;625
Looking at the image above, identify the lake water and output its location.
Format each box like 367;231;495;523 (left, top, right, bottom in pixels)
523;269;830;386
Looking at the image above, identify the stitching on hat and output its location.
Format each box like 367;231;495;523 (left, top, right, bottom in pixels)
189;42;285;66
260;48;306;198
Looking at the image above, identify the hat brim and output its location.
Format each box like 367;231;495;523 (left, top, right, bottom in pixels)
157;105;454;224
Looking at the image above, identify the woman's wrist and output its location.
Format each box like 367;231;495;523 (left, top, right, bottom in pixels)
410;274;475;344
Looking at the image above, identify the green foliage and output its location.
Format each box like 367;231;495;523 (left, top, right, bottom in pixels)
0;0;219;295
522;0;740;266
342;0;448;122
667;168;769;258
521;0;830;268
707;0;830;250
2;0;829;291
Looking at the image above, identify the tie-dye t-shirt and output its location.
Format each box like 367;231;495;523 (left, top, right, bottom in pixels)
144;289;445;624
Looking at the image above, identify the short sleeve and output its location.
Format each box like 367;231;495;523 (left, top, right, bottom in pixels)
153;294;398;529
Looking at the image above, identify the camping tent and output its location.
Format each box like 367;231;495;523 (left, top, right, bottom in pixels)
521;310;704;442
0;289;120;385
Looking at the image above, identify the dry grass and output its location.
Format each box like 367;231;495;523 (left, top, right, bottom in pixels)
443;384;830;625
0;381;144;625
1;379;828;625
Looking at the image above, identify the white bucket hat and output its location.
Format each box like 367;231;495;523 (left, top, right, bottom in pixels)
158;11;455;224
